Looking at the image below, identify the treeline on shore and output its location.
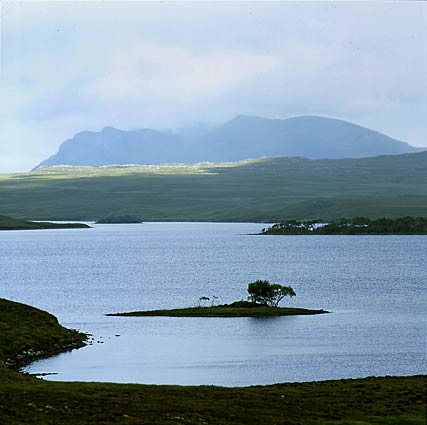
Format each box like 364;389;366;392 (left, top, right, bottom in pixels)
261;216;427;235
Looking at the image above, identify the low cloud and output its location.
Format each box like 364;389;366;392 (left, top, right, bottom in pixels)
92;44;282;101
0;1;425;172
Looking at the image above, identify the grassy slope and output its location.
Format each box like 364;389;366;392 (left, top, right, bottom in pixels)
108;305;329;317
0;298;425;424
0;152;426;221
1;376;425;425
0;298;87;369
0;214;90;230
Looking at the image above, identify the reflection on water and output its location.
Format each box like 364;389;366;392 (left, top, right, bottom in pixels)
0;222;425;385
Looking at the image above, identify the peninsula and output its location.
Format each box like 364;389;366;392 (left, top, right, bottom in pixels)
0;298;87;369
0;214;90;231
260;216;427;235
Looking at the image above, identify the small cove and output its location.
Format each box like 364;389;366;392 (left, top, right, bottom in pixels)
0;222;425;386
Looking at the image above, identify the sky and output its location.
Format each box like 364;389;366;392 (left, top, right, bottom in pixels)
0;1;426;172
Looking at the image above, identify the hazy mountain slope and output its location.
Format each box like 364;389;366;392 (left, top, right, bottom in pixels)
36;127;189;169
33;116;424;169
6;151;427;222
196;115;423;161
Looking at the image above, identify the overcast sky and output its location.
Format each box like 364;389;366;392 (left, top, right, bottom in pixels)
0;1;426;172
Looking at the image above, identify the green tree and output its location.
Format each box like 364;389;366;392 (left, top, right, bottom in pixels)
269;284;296;307
247;280;296;307
198;296;210;306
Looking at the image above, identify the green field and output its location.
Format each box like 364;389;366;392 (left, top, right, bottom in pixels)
0;298;425;425
1;152;426;221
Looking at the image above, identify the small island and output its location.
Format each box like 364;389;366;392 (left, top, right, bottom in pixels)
96;214;143;224
0;214;90;231
107;280;329;318
107;301;328;317
260;216;427;235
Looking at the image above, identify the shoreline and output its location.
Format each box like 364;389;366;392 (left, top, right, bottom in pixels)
0;214;91;231
0;298;425;424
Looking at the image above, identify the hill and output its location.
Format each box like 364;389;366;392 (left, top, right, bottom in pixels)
189;115;424;161
2;152;427;222
34;116;424;169
35;127;190;169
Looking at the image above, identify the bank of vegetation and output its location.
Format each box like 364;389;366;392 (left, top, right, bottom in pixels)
0;298;425;424
0;298;87;370
261;216;427;235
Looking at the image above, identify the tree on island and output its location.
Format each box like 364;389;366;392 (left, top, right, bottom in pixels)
198;296;210;306
247;280;296;307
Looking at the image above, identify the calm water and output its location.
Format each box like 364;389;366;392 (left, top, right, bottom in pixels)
0;222;425;386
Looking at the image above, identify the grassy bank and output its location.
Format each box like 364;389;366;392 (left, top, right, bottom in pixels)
1;374;425;425
0;298;425;424
0;214;90;231
0;152;426;221
0;298;88;369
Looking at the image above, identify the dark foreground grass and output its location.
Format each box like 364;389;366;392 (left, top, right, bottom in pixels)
107;303;328;317
0;298;425;425
0;373;425;425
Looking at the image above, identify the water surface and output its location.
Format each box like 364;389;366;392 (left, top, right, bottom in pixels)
0;222;425;385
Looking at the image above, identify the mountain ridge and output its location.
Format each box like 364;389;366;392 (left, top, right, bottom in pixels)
34;115;425;170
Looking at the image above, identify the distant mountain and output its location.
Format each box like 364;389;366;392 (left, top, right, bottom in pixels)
35;127;190;169
34;116;425;169
194;115;425;161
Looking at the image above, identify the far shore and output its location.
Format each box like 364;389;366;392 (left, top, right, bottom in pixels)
0;216;91;231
